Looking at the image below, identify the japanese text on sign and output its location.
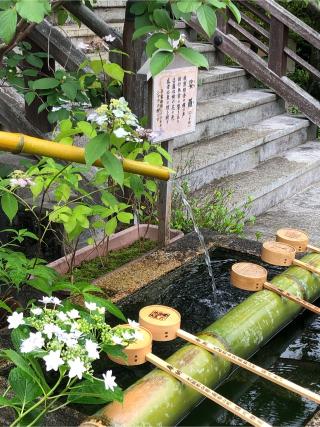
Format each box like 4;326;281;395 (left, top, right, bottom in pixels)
152;65;198;142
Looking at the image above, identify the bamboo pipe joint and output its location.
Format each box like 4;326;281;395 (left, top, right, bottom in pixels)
139;305;181;341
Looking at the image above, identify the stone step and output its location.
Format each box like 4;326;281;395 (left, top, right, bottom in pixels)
198;66;252;101
174;89;285;149
194;140;320;217
174;114;314;190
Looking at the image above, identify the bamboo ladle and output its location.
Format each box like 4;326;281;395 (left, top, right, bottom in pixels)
276;228;320;253
231;262;320;315
139;305;320;405
107;325;270;427
261;241;320;275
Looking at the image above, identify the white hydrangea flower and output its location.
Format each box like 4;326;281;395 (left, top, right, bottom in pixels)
56;331;78;348
122;330;135;341
21;332;45;353
57;311;68;322
31;307;43;316
103;370;117;391
104;35;116;43
112;335;123;345
43;350;64;372
7;312;24;329
113;109;125;118
68;357;86;379
85;302;97;311
43;323;63;339
114;127;129;138
97;307;106;315
76;41;90;51
85;339;100;360
39;296;61;306
87;112;99;122
67;309;80;319
128;319;139;328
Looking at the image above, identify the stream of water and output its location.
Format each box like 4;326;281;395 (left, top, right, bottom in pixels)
174;182;217;301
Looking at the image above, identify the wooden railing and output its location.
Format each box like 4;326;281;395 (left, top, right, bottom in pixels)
188;0;320;126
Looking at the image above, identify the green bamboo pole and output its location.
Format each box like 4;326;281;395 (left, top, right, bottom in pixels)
81;253;320;427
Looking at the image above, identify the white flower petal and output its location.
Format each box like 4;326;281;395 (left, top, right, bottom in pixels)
7;312;24;329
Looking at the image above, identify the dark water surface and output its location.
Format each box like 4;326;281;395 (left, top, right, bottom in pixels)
106;248;320;426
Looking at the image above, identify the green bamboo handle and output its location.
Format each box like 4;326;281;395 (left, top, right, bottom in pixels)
264;281;320;315
293;258;320;274
177;329;320;405
146;353;271;427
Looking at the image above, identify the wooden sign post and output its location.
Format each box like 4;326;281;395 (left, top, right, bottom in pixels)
139;56;198;246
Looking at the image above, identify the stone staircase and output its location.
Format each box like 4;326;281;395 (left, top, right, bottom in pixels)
174;42;319;217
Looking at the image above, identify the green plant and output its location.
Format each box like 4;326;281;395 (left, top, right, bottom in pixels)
171;181;255;235
1;299;139;425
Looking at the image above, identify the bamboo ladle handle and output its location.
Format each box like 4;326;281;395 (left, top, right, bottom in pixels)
177;329;320;405
263;281;320;315
146;352;271;427
293;258;320;275
107;325;270;427
307;244;320;254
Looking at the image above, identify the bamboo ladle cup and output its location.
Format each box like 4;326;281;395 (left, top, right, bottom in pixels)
261;241;320;275
107;325;271;427
139;305;320;405
276;228;320;253
231;262;320;315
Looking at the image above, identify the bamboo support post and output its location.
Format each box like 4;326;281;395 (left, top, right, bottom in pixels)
0;131;170;181
105;325;270;427
276;228;320;254
231;262;320;315
261;241;320;274
139;305;320;405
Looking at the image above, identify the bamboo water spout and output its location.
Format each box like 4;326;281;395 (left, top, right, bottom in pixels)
139;304;320;404
276;228;320;253
231;262;320;315
0;131;170;181
261;241;320;274
105;325;270;427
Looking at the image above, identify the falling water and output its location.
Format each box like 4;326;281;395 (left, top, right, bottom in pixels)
174;182;217;301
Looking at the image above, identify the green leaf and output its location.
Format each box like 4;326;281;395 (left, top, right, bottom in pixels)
0;299;12;313
146;180;157;192
117;212;133;224
77;121;96;138
68;378;122;404
101;151;124;186
177;1;201;13
228;1;241;24
32;78;60;90
129;175;144;198
144;152;163;166
132;25;158;41
146;33;168;58
208;0;227;8
85;133;110;166
56;7;68;25
16;0;51;23
196;4;217;37
84;294;126;322
9;367;42;404
178;47;209;68
0;9;17;44
24;91;36;105
1;192;18;223
26;53;43;68
153;9;173;31
103;63;124;82
2;349;36;379
130;1;147;15
61;81;79;100
23;68;38;77
150;51;174;76
156;145;172;162
155;38;173;51
104;216;117;236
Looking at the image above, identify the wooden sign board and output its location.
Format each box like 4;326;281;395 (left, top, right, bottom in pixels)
139;56;198;142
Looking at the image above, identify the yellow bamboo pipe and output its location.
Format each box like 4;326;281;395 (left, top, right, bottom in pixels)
0;131;170;181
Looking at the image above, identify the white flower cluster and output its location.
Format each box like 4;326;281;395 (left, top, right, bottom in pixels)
7;299;138;391
171;33;186;49
87;98;157;143
9;169;33;188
